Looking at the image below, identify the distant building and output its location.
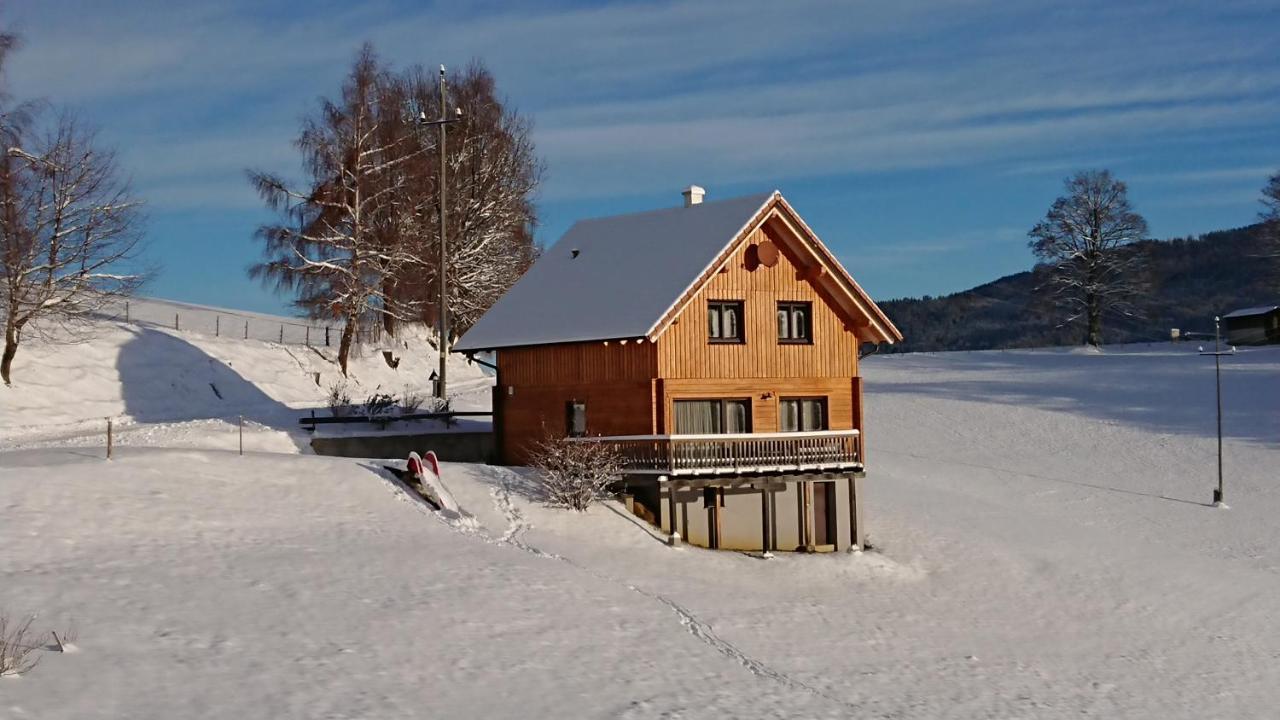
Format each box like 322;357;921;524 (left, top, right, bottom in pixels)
455;188;902;552
1223;305;1280;346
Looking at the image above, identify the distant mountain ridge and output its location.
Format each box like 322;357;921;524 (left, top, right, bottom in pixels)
879;224;1277;353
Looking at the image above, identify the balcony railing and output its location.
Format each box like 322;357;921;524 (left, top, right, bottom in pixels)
569;429;862;477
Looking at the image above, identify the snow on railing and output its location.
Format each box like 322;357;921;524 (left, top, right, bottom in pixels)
570;429;862;476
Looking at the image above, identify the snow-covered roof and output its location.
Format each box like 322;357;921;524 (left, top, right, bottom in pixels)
454;192;774;351
1224;305;1280;319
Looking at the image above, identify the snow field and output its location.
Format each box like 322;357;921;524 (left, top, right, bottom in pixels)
1;341;1278;718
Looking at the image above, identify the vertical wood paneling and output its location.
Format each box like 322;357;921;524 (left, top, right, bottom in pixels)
656;226;858;380
498;341;657;385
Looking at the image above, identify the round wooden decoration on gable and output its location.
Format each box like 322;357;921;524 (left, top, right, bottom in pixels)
756;240;779;267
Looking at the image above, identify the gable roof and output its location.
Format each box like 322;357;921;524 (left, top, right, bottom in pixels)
454;190;901;352
1224;305;1280;319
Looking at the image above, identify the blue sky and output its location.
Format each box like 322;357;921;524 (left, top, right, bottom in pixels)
5;0;1278;315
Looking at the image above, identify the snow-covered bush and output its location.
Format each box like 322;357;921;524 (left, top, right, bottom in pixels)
400;386;426;414
363;391;397;424
326;380;352;417
0;613;45;677
529;435;623;511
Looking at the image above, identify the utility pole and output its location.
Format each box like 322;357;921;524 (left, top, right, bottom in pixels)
1200;315;1235;507
413;66;463;400
437;65;450;400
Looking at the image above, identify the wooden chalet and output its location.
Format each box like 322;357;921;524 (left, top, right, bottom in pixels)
454;187;903;552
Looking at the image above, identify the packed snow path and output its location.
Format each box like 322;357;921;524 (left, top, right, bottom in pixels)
2;343;1279;718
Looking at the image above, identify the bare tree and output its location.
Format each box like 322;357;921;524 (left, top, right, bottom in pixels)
529;434;623;511
1260;170;1280;267
395;62;542;337
1;114;146;384
1028;170;1149;347
248;45;425;376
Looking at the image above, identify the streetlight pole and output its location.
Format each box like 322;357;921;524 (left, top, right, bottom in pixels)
1200;315;1234;507
414;65;462;399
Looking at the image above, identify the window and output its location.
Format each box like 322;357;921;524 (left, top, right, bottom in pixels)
777;301;812;343
780;398;827;432
708;301;744;343
565;400;586;437
673;399;751;434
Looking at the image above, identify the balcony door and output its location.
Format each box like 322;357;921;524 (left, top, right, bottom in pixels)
780;398;827;432
673;399;751;435
672;399;751;471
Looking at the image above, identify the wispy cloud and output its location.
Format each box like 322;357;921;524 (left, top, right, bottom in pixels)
4;0;1279;211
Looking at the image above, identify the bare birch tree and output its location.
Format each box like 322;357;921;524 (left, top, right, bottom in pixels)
248;45;425;376
1;114;146;385
1028;170;1149;347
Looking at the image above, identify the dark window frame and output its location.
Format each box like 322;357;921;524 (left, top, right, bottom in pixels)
779;396;828;432
565;400;587;437
776;301;813;344
707;300;746;344
672;398;753;434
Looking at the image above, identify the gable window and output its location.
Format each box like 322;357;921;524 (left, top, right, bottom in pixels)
707;301;744;343
565;400;587;437
673;399;751;434
780;398;827;432
777;301;812;344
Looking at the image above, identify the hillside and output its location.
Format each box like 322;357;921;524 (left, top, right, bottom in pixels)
3;344;1279;718
881;224;1278;352
0;297;492;450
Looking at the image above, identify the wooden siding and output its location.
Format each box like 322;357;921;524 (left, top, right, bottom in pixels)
497;341;657;385
495;341;659;464
498;381;654;466
661;377;856;434
656;225;859;380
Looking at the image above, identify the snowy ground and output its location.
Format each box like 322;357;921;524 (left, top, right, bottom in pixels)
2;342;1279;718
0;311;493;453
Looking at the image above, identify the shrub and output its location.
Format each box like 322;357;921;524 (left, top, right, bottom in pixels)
400;386;425;414
326;379;352;417
529;434;623;511
0;613;46;677
363;390;397;425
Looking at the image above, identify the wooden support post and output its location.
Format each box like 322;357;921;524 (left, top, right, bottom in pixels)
305;326;310;346
215;315;220;337
325;326;331;346
279;325;284;343
666;479;680;546
124;301;129;323
106;418;113;460
244;321;249;339
174;313;180;330
848;474;864;551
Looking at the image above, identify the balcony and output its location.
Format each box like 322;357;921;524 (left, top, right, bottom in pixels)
569;429;862;477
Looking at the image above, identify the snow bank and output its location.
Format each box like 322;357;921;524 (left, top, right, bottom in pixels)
0;303;492;451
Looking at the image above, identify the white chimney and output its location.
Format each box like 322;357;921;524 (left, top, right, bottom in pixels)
682;185;706;207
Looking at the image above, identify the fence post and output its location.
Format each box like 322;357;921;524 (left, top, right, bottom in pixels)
325;327;330;346
279;325;284;343
174;313;180;331
244;321;249;340
305;326;310;346
215;315;220;337
125;301;130;324
106;418;113;460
